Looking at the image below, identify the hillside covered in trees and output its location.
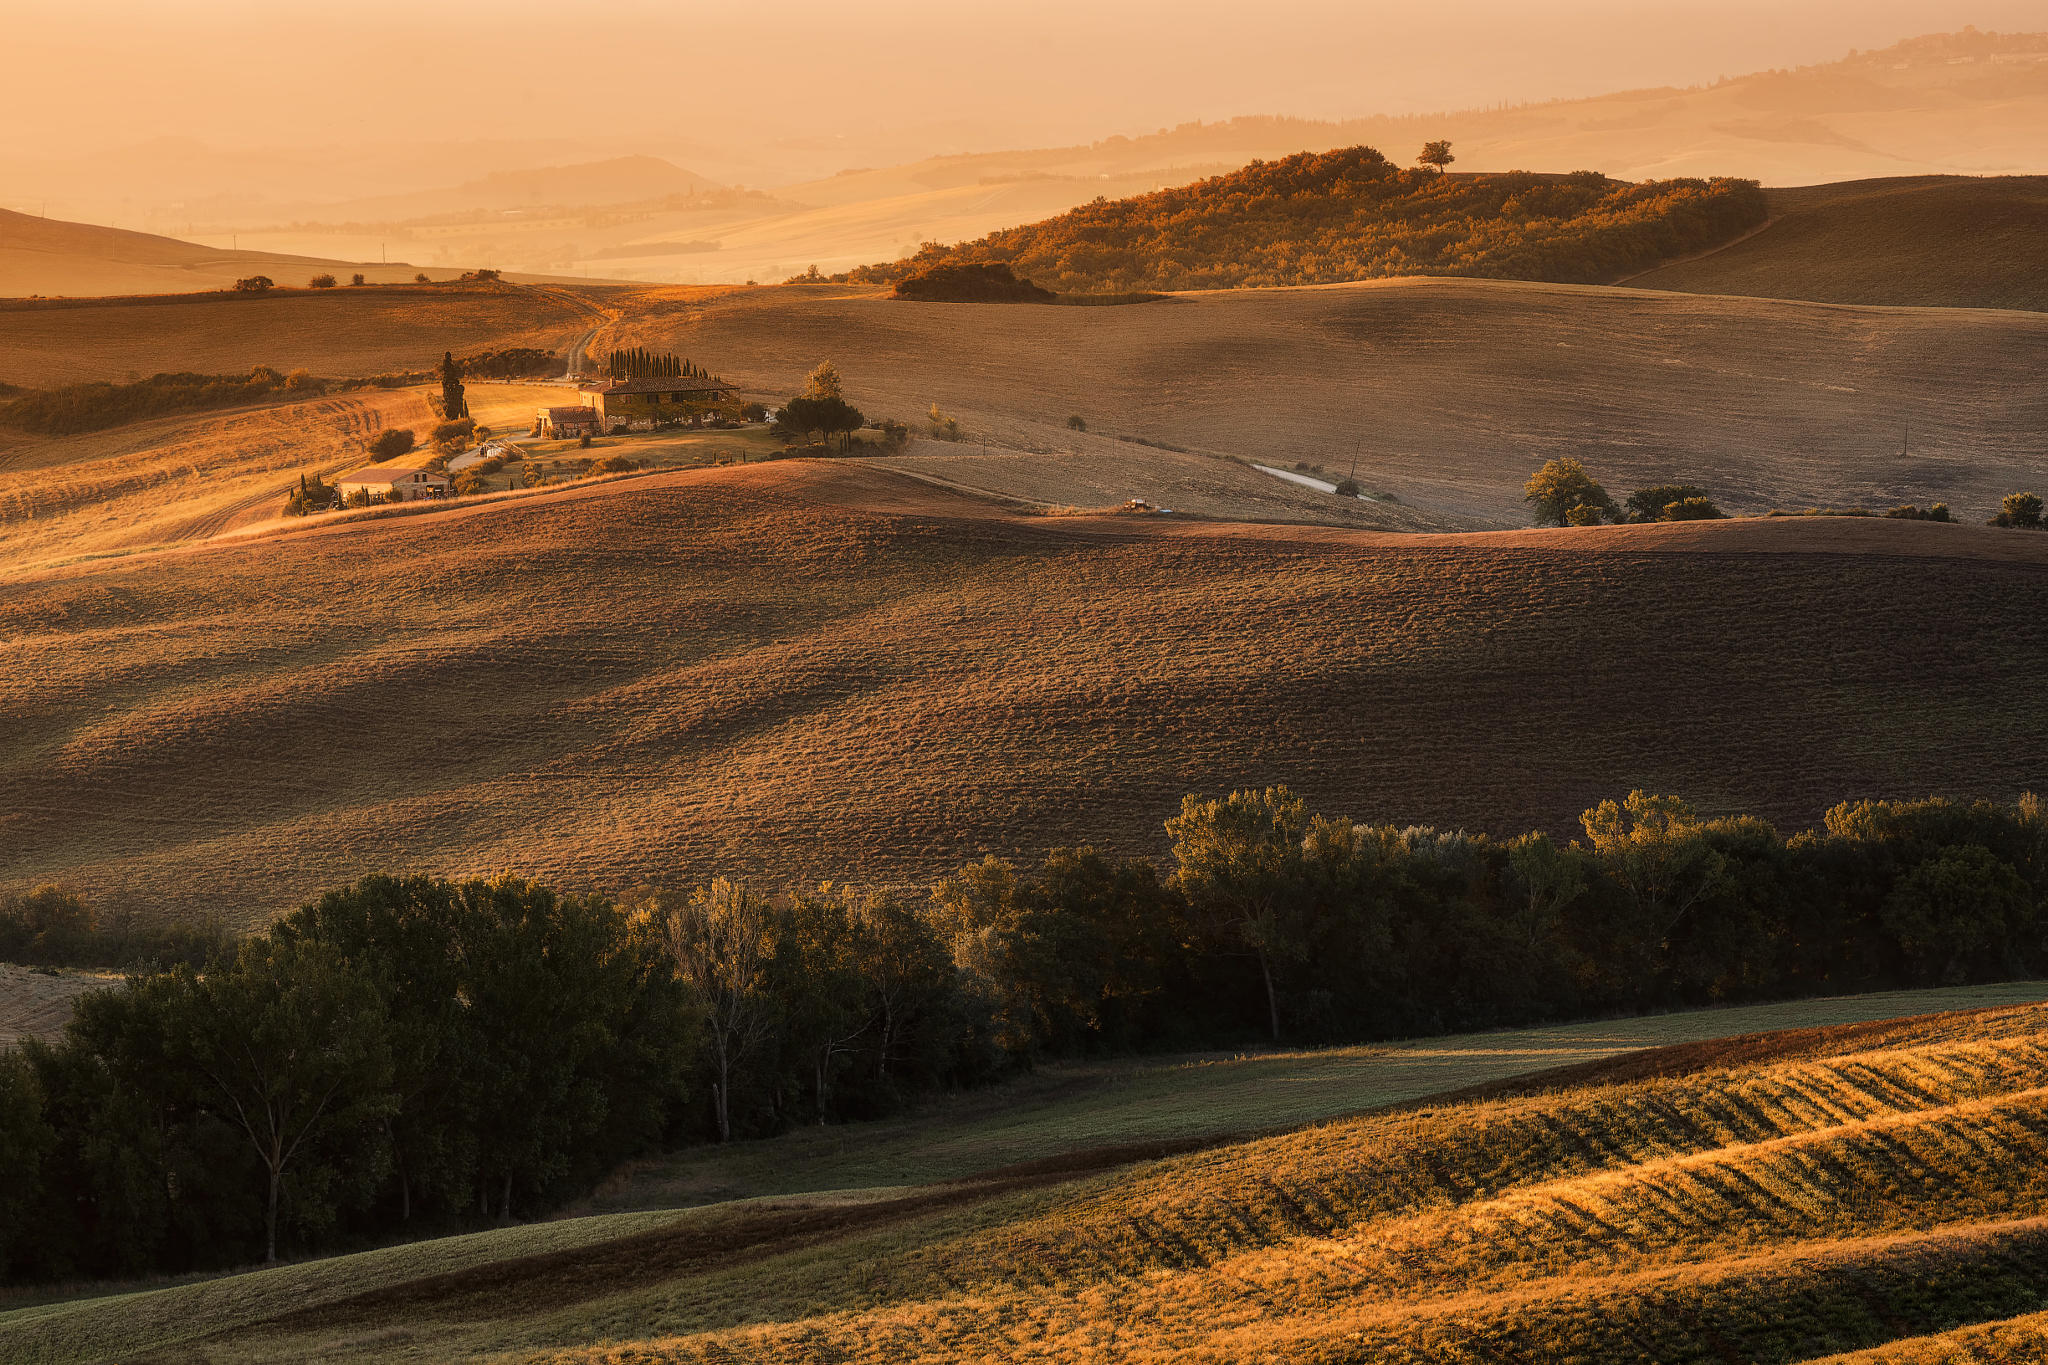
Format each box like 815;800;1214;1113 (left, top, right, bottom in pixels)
838;147;1767;293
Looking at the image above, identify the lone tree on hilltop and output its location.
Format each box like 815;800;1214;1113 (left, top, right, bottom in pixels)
1525;457;1617;526
1417;140;1455;176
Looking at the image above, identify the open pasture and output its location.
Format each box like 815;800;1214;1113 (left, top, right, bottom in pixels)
10;988;2048;1363
2;460;2044;926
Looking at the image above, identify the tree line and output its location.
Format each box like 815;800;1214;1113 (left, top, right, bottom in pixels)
1525;457;2042;529
827;147;1767;294
2;787;2042;1282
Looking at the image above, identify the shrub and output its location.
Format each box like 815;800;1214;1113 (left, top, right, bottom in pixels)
1661;496;1725;520
578;433;593;449
369;428;416;461
1991;491;2044;529
1565;503;1605;526
587;454;638;474
740;401;769;422
414;272;431;283
350;273;366;286
430;418;476;452
893;262;1056;303
1886;504;1953;522
308;274;337;289
1626;484;1711;523
1334;478;1363;498
233;275;274;293
876;418;911;451
1067;415;1087;431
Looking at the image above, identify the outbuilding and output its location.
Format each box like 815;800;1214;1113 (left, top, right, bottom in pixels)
333;464;449;502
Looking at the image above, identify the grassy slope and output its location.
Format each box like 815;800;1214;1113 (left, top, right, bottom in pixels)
1631;176;2048;311
0;283;607;388
9;985;2046;1364
2;461;2045;926
597;278;2048;525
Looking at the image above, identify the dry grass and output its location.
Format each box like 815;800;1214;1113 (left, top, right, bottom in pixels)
592;276;2048;524
0;964;113;1047
13;990;2048;1364
1;460;2045;927
1632;176;2048;312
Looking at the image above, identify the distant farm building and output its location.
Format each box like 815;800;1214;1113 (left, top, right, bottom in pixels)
539;406;600;438
333;464;450;502
577;375;737;432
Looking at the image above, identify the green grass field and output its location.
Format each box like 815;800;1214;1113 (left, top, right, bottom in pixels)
7;982;2043;1365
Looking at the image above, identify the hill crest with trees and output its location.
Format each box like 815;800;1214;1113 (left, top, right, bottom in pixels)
832;146;1767;293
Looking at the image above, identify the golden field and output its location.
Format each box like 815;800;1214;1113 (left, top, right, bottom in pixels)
7;986;2048;1363
2;459;2044;927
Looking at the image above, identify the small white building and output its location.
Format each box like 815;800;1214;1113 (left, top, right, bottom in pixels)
333;464;449;503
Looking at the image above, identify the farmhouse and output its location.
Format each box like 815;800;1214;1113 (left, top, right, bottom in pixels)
578;375;737;431
333;464;450;502
539;405;599;438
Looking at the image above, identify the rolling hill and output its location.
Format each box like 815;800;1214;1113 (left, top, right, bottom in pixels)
593;277;2048;525
0;280;605;388
9;988;2048;1362
831;149;1767;293
2;459;2044;928
1629;174;2048;311
0;207;401;299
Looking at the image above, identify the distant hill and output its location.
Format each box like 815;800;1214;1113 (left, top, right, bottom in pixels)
1627;175;2048;311
303;156;725;224
834;148;1766;293
0;207;392;298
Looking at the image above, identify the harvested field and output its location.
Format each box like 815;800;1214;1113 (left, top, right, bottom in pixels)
2;460;2044;926
0;388;439;571
1632;176;2048;312
0;283;611;388
594;277;2048;524
0;964;113;1047
13;990;2048;1363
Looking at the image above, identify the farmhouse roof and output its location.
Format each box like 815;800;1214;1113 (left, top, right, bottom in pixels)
580;375;736;395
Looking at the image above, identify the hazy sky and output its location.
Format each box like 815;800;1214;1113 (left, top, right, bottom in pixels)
7;0;2045;173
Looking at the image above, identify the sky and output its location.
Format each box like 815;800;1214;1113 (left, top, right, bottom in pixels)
5;0;2045;179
